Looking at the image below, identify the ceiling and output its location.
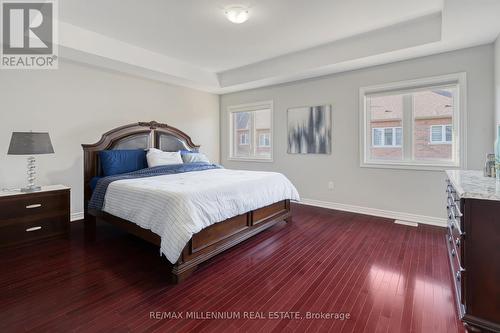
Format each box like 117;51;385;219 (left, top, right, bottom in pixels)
57;0;500;93
60;0;443;72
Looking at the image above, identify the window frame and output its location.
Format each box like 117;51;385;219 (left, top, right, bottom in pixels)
372;127;402;148
228;100;274;162
359;73;467;171
429;125;452;144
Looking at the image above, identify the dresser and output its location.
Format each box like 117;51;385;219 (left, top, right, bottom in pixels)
445;170;500;332
0;185;70;247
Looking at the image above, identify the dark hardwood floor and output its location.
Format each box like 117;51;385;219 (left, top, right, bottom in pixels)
0;204;464;333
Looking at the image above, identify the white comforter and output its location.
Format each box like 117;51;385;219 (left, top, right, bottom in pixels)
102;168;300;263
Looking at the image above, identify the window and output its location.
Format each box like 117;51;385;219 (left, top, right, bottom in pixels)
229;101;273;161
372;127;402;147
258;133;271;147
430;125;452;144
239;133;249;145
360;73;466;169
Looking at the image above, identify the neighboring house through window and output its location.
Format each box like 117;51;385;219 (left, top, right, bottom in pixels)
372;127;402;147
360;73;466;169
239;132;249;145
430;125;452;144
229;101;273;161
258;133;271;147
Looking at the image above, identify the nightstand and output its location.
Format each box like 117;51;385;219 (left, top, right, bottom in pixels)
0;185;70;247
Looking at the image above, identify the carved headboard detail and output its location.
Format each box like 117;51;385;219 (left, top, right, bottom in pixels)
81;121;200;214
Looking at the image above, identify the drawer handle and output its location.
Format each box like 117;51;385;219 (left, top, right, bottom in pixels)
451;249;456;257
26;226;42;232
456;271;461;282
455;239;460;248
26;204;42;209
450;220;465;236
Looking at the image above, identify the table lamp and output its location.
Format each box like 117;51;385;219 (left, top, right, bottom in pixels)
7;132;54;192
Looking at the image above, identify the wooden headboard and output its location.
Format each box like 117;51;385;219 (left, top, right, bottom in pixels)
81;121;200;215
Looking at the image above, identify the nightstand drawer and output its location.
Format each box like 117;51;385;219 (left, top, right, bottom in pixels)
0;190;69;222
0;216;68;247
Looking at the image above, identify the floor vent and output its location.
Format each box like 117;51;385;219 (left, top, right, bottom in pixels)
394;220;418;227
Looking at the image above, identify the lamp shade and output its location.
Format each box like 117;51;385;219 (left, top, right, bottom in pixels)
7;132;54;155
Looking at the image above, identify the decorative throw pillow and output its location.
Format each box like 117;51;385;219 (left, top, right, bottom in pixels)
147;148;183;167
99;149;147;176
181;152;210;164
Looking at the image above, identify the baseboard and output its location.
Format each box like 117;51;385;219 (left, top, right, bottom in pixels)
71;212;84;222
70;202;447;227
394;219;419;227
299;198;446;227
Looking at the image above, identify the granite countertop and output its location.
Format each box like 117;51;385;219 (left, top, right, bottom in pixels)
446;170;500;201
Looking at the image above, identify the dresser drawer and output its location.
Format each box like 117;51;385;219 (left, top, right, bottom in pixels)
446;223;464;268
446;231;466;311
447;200;464;231
452;231;463;266
446;181;460;202
0;190;69;222
447;208;464;235
0;216;68;247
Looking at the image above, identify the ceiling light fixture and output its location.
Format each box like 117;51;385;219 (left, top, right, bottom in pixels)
224;5;249;24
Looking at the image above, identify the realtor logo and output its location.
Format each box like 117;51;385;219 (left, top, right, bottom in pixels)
1;0;58;69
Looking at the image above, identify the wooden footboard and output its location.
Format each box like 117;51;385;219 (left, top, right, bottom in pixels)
173;199;291;283
87;199;291;283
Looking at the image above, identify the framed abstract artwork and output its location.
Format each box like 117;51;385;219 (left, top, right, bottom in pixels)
287;104;332;154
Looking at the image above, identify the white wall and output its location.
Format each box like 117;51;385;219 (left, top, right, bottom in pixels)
220;45;495;223
495;35;500;128
0;60;219;219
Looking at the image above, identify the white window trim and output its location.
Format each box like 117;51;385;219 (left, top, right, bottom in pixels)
359;73;467;171
372;127;402;148
228;100;274;162
429;125;452;144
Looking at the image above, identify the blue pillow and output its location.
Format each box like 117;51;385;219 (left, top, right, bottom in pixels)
99;149;147;176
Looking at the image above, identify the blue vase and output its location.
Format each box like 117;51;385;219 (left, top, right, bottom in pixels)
495;125;500;180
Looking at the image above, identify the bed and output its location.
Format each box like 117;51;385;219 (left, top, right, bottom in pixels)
82;121;299;283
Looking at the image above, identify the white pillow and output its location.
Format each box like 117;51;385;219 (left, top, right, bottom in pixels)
146;148;183;167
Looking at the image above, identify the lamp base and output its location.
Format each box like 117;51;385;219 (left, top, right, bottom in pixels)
23;156;40;193
21;185;41;193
